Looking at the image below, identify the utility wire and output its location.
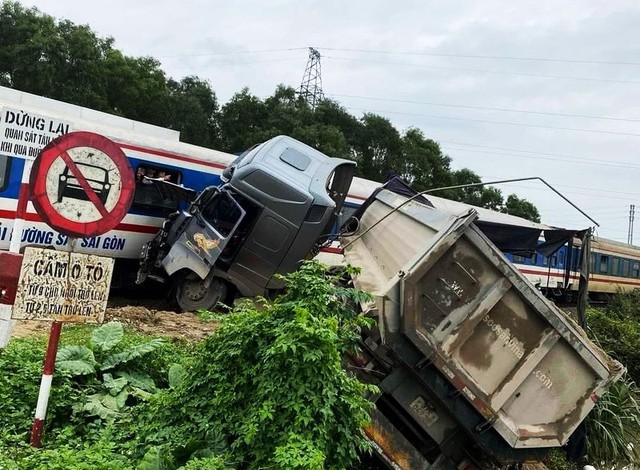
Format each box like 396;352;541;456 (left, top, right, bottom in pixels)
155;47;308;58
328;93;640;123
162;58;303;70
440;140;640;170
325;56;640;85
445;146;640;170
479;181;640;201
345;106;640;138
315;46;640;67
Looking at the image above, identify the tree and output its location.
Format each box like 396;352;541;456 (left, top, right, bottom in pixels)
0;2;63;95
166;76;221;148
219;87;270;153
399;127;452;191
504;194;541;222
353;113;402;182
313;99;363;153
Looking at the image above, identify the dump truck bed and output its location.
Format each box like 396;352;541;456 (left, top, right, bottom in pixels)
341;190;623;452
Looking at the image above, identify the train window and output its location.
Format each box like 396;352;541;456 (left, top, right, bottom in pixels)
0;155;10;192
599;255;609;274
590;253;596;272
572;248;581;271
633;262;640;278
550;255;558;267
133;164;182;211
623;259;630;277
513;254;533;264
612;258;620;276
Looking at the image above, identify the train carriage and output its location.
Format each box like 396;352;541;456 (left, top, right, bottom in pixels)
2;85;639;302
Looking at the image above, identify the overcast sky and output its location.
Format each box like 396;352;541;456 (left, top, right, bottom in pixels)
16;0;640;242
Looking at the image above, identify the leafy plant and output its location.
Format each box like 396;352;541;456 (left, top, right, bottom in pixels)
136;445;234;470
55;322;165;419
134;260;377;469
585;374;640;468
0;337;77;444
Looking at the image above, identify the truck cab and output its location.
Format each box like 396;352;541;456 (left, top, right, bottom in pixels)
137;135;356;311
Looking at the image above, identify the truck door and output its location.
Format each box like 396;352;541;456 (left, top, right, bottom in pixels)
162;189;246;279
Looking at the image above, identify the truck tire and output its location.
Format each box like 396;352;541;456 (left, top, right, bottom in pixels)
175;272;228;312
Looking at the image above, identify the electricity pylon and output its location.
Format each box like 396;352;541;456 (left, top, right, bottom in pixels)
298;47;324;108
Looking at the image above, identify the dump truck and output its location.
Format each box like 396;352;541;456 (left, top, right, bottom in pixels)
340;188;624;469
137;135;356;311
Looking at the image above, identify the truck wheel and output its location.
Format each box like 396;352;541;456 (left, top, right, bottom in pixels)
175;272;228;312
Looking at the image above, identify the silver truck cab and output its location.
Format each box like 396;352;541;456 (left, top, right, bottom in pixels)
138;136;356;311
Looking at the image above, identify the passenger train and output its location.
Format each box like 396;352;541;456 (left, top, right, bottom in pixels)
0;86;637;301
505;236;640;302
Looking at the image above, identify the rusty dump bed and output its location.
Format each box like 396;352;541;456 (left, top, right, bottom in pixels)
341;190;623;450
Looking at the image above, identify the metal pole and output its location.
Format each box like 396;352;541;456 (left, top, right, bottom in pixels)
344;176;599;250
30;321;63;447
576;229;592;330
627;204;636;245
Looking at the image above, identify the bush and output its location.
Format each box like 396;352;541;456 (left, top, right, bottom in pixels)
586;375;640;468
132;261;377;469
587;306;640;385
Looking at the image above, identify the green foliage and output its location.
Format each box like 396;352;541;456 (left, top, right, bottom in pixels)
586;375;640;468
587;304;640;383
168;364;188;389
0;337;76;443
134;261;376;469
0;325;199;469
136;446;233;470
1;435;131;470
545;448;575;470
179;456;232;470
503;194;541;222
137;446;176;470
584;294;640;468
55;322;164;420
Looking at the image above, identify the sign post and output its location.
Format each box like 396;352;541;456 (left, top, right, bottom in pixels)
10;131;135;447
0;108;72;347
29;131;135;238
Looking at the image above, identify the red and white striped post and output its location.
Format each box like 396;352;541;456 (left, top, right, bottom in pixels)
30;320;62;448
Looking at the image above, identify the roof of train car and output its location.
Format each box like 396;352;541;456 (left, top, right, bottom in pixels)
592;235;640;254
0;85;236;166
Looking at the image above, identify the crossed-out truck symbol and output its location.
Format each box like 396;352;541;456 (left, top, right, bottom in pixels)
56;162;111;205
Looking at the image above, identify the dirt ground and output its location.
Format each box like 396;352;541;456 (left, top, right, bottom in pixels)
10;295;218;341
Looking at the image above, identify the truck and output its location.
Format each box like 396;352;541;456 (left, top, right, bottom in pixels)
137;135;356;311
340;188;624;469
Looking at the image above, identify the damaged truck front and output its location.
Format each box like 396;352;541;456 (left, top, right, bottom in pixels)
341;189;623;469
138;135;355;311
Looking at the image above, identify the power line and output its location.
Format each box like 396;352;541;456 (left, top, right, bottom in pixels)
444;146;640;170
155;47;308;58
439;140;640;169
345;106;640;138
161;57;303;71
328;93;640;123
315;46;640;67
479;180;640;201
325;56;640;85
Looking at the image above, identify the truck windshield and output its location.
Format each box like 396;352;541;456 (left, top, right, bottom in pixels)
201;193;243;238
